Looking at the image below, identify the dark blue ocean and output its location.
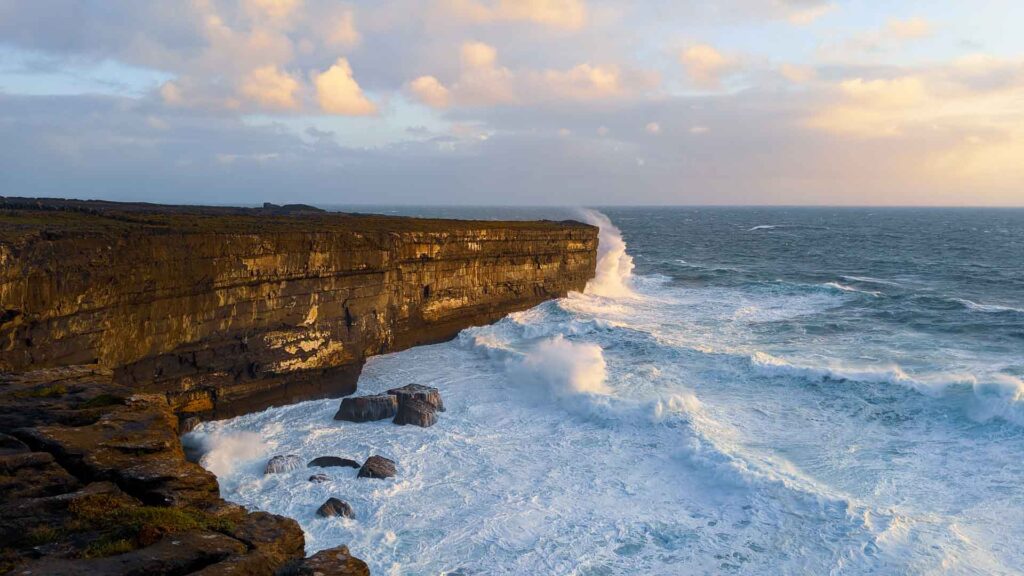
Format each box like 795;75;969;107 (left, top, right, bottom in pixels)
192;207;1024;575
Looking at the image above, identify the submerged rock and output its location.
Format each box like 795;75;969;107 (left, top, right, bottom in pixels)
309;473;330;483
308;456;361;469
393;397;438;427
334;394;398;422
265;454;303;474
387;384;445;412
316;497;354;518
357;455;396;479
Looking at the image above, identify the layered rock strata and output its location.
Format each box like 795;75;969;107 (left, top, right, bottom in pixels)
0;197;598;421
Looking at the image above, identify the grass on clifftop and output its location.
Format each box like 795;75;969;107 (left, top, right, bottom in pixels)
10;492;242;559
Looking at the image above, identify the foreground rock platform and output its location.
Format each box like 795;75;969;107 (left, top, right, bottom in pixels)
0;366;359;575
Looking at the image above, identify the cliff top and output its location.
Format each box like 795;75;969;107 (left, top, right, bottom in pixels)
0;196;594;244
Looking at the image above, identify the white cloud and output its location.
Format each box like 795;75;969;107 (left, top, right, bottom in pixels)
314;57;377;115
680;44;738;89
240;65;300;109
787;3;836;25
407;41;643;108
439;0;587;29
408;75;451;108
885;17;932;40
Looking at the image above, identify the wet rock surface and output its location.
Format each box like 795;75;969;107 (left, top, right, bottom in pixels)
316;497;354;518
308;456;361;469
392;397;438;427
357;455;397;479
309;473;330;483
334;394;398;422
387;384;445;412
265;455;304;475
281;545;370;576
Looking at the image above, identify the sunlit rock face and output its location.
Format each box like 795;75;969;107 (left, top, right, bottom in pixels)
0;197;598;420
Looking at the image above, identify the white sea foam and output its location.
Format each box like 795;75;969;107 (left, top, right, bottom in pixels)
577;208;635;298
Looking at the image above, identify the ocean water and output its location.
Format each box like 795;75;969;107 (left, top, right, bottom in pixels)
187;207;1024;575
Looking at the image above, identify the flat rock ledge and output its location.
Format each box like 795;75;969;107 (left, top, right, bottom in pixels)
387;384;445;412
0;366;367;575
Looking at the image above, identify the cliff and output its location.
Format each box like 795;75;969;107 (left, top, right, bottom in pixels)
0;197;597;575
0;197;598;420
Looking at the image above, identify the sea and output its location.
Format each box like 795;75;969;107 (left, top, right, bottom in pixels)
186;207;1024;575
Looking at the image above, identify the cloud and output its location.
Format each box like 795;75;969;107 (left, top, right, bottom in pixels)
408;41;644;108
821;15;934;59
439;0;588;29
787;3;836;25
408;75;451;108
240;65;300;109
314;57;377;115
679;44;738;89
645;122;661;134
323;8;361;48
885;17;933;40
780;64;816;84
244;0;302;21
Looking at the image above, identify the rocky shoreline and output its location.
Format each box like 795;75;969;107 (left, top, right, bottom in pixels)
0;198;598;574
0;365;368;575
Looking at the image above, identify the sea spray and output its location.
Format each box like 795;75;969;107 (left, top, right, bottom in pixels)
512;335;610;398
577;209;635;298
189;431;269;478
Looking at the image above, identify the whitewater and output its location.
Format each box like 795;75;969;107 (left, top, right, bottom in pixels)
188;207;1024;575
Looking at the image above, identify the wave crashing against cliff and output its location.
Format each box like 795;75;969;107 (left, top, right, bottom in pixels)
195;208;1024;574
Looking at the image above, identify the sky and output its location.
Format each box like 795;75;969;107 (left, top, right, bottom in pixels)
0;0;1022;206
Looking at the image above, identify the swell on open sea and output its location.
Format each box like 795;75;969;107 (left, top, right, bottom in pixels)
187;207;1024;575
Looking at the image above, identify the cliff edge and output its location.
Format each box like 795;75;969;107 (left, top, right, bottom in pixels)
0;197;598;420
0;197;597;575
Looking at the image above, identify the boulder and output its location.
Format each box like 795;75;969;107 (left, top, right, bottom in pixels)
387;384;445;412
308;456;360;469
282;545;370;576
357;455;396;479
316;497;354;518
309;473;330;483
333;394;398;422
264;454;303;474
392;397;437;427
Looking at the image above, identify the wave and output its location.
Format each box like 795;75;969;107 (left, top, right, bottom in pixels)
749;351;1024;428
822;281;881;297
953;298;1024;314
184;430;269;478
577;209;636;298
746;224;830;232
841;275;904;287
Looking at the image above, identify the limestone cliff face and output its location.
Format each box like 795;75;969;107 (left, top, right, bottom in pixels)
0;198;598;419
